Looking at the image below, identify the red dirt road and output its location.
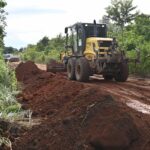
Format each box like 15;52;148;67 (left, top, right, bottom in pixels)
88;76;150;114
12;61;150;150
37;63;150;115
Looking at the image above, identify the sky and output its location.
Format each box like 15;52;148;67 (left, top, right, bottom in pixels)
4;0;150;49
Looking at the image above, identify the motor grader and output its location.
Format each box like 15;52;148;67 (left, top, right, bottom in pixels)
47;21;129;82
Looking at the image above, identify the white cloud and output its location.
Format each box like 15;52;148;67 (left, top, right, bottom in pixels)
4;0;150;48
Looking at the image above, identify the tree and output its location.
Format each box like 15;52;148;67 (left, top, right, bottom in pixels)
0;0;7;50
100;15;110;24
106;0;138;41
36;36;49;51
134;14;150;41
48;34;65;51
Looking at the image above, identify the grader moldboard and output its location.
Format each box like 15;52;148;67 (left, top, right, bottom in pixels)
47;21;129;82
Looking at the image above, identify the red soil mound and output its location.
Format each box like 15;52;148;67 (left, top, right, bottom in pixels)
15;61;43;82
13;62;150;150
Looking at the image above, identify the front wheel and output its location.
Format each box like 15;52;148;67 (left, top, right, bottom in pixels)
67;58;76;80
75;57;90;82
114;62;129;82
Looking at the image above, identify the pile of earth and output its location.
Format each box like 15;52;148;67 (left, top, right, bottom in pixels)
15;61;44;82
12;61;150;150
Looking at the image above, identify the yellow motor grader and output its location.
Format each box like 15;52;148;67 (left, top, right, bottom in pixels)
47;21;129;82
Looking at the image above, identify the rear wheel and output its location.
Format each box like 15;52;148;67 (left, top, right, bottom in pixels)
75;57;90;82
67;58;76;80
114;62;129;82
103;75;114;80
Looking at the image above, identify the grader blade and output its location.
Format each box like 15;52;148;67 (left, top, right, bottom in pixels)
46;59;66;73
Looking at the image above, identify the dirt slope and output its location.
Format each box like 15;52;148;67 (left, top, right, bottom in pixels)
13;61;150;150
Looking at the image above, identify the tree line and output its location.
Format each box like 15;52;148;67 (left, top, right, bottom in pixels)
20;34;65;63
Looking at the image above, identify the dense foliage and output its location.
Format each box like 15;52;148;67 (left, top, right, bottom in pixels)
0;0;21;119
126;14;150;76
105;0;150;76
0;59;21;118
21;34;65;63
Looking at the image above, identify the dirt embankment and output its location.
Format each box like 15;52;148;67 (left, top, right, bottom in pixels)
10;61;150;150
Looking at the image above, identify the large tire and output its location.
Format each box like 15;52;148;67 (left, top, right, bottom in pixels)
67;58;76;80
114;62;129;82
103;75;114;80
75;57;90;82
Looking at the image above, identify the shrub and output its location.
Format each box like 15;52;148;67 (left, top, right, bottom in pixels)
0;56;21;119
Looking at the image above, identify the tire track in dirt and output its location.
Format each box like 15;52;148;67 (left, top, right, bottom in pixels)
87;76;150;114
